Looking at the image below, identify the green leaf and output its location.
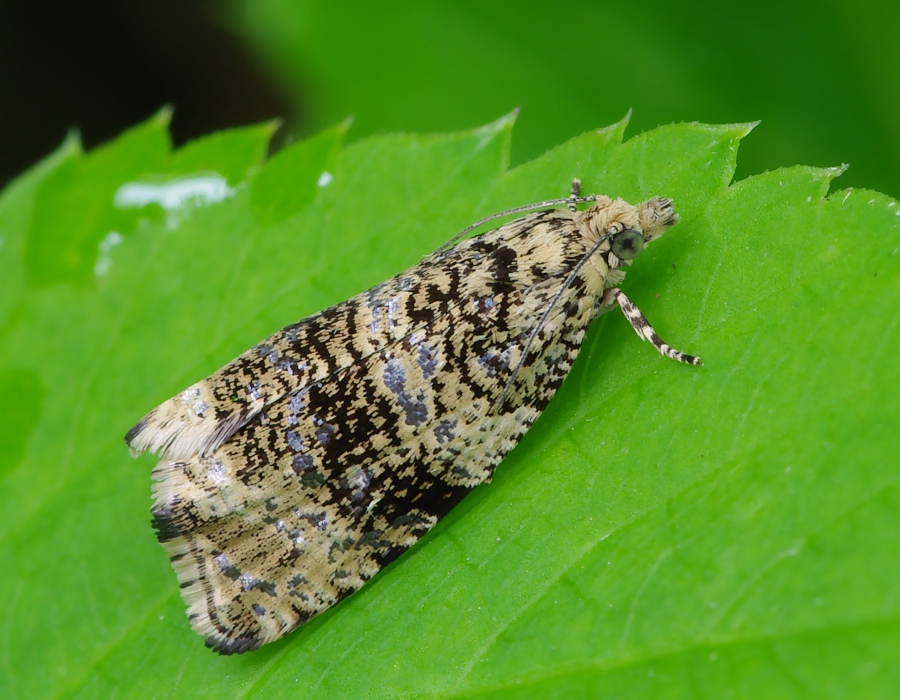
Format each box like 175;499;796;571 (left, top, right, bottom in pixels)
0;113;897;699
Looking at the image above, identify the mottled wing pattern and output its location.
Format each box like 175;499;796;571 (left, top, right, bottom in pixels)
127;211;575;460
128;195;684;653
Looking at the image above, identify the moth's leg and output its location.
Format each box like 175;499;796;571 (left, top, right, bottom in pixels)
602;288;701;365
568;179;581;211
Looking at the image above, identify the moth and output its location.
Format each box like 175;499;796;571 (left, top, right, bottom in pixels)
126;179;699;654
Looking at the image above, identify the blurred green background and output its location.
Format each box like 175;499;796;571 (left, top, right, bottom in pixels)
1;0;899;196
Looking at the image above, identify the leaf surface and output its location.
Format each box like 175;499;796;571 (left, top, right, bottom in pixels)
0;113;897;699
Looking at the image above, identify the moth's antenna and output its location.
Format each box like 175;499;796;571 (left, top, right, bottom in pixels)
493;232;611;412
436;195;598;255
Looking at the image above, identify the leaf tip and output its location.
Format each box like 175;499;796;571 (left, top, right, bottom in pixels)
831;163;850;178
152;104;175;129
741;120;762;137
691;119;761;143
338;115;355;133
479;108;520;137
714;120;760;142
61;128;83;156
605;109;632;142
262;118;285;139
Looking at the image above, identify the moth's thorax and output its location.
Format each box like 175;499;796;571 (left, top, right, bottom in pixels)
577;196;640;245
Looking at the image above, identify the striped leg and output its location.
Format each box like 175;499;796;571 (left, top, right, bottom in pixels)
604;288;701;366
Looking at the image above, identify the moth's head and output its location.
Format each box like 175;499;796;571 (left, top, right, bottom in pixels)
580;196;679;270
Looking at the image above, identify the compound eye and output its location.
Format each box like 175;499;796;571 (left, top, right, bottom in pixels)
611;229;644;260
